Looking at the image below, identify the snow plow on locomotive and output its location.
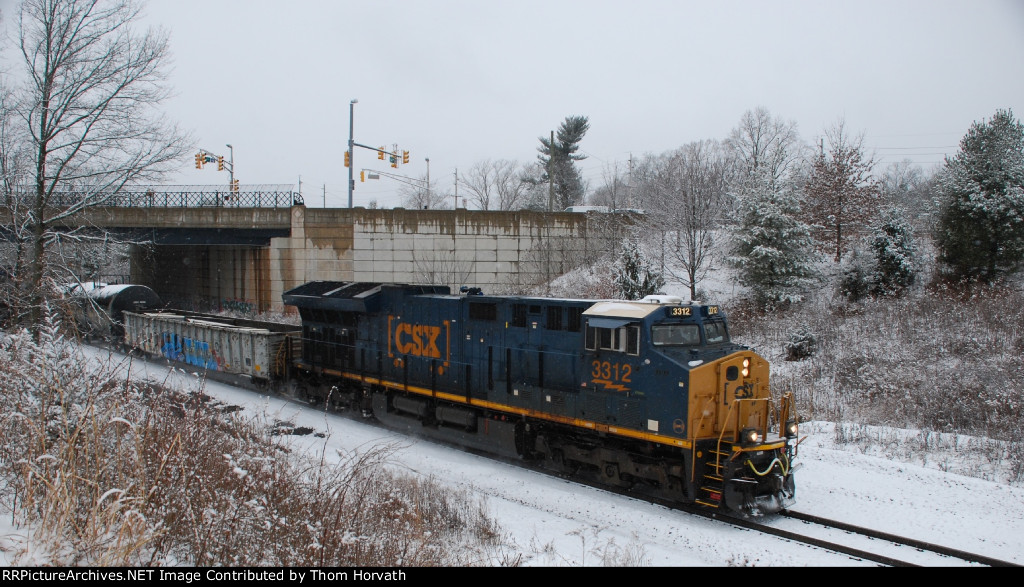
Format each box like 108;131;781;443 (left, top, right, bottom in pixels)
279;281;800;517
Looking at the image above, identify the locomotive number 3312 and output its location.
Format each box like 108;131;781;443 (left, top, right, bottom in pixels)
591;360;632;384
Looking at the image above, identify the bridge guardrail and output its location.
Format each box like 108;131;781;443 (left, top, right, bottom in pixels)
44;185;304;208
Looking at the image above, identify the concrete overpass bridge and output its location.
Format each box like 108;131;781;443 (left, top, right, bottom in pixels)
20;186;628;313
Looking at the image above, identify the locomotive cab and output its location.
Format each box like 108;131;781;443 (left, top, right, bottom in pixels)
583;297;798;516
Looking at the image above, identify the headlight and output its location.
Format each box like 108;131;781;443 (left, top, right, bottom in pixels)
741;358;750;377
785;420;798;438
740;427;763;446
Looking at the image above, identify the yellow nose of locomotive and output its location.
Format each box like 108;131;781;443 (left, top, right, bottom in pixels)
688;351;770;442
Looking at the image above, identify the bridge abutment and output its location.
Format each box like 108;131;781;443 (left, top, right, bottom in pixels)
101;206;629;313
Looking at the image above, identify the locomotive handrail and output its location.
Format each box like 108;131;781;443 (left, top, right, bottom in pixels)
705;396;775;477
776;391;796;431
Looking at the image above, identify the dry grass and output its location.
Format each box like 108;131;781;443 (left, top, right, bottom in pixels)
0;316;517;566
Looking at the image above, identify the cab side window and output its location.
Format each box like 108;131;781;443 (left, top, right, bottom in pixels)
586;325;639;355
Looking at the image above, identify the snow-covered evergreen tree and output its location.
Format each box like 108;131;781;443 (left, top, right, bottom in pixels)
613;238;665;300
728;174;817;307
935;109;1024;283
869;206;918;296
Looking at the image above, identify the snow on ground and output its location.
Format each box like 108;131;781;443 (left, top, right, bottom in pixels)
3;346;1017;567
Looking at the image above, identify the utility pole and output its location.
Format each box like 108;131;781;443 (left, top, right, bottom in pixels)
426;158;430;203
454;168;458;209
226;144;234;189
627;153;633;208
548;130;555;212
348;98;358;208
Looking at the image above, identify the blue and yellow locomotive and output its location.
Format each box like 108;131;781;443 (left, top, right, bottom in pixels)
283;281;798;516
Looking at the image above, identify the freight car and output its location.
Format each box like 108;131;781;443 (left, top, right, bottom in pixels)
281;281;800;516
122;309;301;389
68;283;164;341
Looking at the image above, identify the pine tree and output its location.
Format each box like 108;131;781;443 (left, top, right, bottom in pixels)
536;116;589;210
868;207;917;296
613;238;665;300
728;174;817;307
935;109;1024;283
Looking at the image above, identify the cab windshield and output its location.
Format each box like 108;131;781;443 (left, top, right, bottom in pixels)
651;324;700;346
704;320;729;344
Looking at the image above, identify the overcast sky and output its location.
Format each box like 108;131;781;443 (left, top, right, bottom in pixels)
34;1;1024;207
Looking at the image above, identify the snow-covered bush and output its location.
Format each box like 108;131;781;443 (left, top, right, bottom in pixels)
784;324;817;361
613;238;665;300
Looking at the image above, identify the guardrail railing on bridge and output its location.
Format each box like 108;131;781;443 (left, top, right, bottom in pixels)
46;185;304;208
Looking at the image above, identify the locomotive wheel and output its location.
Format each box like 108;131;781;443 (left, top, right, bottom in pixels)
603;463;619;480
551;449;579;475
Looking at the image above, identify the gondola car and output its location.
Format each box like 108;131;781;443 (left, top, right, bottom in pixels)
282;281;799;516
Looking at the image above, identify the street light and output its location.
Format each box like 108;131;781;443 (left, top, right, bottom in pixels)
348;98;358;208
225;144;234;189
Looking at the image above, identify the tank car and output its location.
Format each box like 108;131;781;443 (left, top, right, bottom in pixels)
67;282;163;341
283;281;799;517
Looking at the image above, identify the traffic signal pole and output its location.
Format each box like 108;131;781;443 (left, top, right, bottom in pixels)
348;98;357;208
345;100;412;208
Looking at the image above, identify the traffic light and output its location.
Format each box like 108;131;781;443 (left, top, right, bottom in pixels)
217;156;224;171
360;171;365;182
344;151;350;167
378;147;385;161
402;150;409;164
195;153;204;169
231;179;239;192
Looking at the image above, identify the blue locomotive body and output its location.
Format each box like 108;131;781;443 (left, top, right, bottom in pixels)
283;281;798;516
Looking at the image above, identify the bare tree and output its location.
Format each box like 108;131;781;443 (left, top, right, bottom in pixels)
399;173;450;209
460;159;531;210
726;106;806;192
12;0;191;331
1;80;32;326
879;159;937;231
803;118;879;262
619;153;663;213
650;140;733;301
589;161;630;211
411;248;472;291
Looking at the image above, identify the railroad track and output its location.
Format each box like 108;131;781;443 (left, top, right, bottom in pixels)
731;509;1020;567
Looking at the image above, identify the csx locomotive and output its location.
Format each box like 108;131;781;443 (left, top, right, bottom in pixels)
278;281;799;516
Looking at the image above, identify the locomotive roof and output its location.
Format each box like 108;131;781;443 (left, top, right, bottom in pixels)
583;301;666;320
283;281;451;312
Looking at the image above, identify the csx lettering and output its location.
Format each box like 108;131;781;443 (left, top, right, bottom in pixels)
394;323;442;358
